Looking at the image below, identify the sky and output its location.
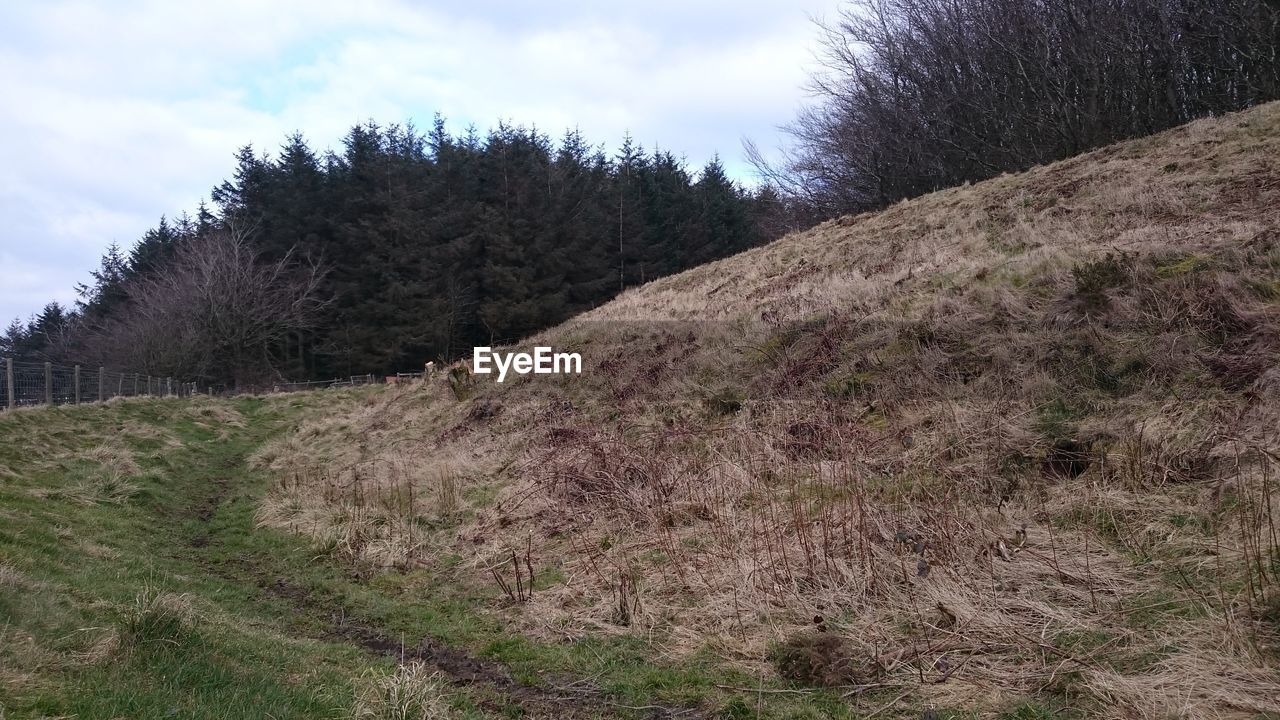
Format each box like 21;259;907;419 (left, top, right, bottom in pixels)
0;0;842;326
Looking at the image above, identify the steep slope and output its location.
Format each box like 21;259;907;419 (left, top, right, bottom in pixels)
254;103;1280;718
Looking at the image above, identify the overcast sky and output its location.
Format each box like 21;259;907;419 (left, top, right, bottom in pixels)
0;0;841;326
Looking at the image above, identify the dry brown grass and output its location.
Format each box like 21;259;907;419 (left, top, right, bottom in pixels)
25;443;144;506
184;396;246;439
0;625;53;696
350;661;451;720
0;563;25;589
254;102;1280;717
254;439;484;569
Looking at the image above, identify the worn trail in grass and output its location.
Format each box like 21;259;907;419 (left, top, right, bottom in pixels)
0;397;374;718
170;407;650;719
1;395;857;719
0;395;630;718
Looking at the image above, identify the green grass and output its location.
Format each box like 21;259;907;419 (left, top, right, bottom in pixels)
0;393;897;719
0;398;378;719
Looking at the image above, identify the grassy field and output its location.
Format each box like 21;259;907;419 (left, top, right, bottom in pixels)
0;393;886;719
4;103;1280;719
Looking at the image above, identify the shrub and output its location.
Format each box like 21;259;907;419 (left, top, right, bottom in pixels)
704;386;744;416
769;631;872;687
1071;252;1130;312
447;366;474;400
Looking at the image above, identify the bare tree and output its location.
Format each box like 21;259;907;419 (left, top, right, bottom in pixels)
89;225;327;388
753;0;1280;219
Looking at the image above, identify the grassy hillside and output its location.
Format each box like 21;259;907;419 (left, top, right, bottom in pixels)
0;395;475;719
5;103;1280;719
2;394;771;719
251;102;1280;717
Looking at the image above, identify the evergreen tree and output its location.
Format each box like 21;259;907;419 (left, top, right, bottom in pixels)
128;216;181;278
76;242;130;318
613;134;648;289
38;114;771;381
1;318;26;356
688;156;754;266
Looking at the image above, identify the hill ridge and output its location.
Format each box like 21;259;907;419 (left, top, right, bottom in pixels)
577;101;1278;328
253;102;1280;719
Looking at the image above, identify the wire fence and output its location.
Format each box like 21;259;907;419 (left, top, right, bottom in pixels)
2;357;433;412
1;357;200;410
228;372;426;394
248;374;379;394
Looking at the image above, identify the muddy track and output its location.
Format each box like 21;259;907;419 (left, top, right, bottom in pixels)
261;577;690;719
183;455;701;719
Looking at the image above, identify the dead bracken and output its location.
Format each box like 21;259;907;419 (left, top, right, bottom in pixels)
250;102;1280;719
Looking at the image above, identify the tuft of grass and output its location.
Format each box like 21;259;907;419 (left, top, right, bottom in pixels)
1032;397;1082;439
118;585;196;652
63;473;142;506
1154;253;1211;278
822;372;873;399
1000;700;1080;720
0;563;26;588
351;662;452;720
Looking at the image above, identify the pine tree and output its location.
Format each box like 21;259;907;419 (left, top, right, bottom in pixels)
128;216;180;278
688;156;754;265
47;113;772;381
613;134;648;289
76;242;130;318
1;318;26;356
27;302;72;359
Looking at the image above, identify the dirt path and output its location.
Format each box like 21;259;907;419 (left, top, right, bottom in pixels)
183;451;701;719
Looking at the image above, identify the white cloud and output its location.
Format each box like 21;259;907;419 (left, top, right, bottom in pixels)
0;0;839;325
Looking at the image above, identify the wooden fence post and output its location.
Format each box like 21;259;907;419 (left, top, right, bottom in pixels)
98;366;105;402
5;357;13;410
45;362;52;405
166;377;172;396
146;375;152;396
74;365;81;404
118;373;123;398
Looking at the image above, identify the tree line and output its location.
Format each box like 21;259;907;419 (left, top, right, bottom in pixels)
4;119;778;385
753;0;1280;219
9;0;1280;386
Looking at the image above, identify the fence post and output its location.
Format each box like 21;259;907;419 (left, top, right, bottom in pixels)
118;374;123;398
5;357;13;410
98;366;105;402
146;375;151;396
45;362;52;405
74;365;81;404
166;377;172;396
